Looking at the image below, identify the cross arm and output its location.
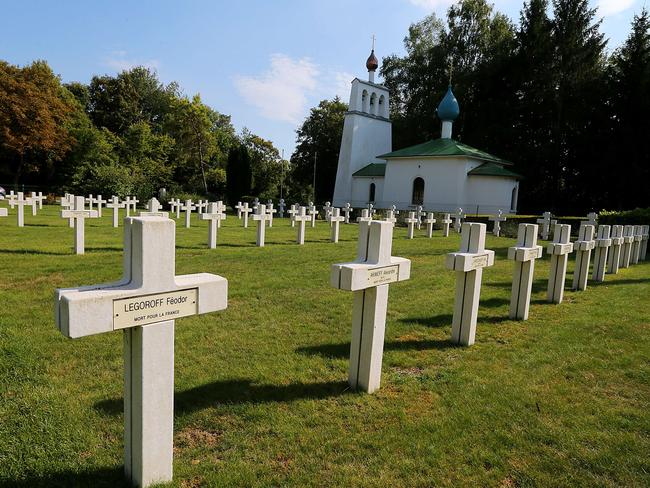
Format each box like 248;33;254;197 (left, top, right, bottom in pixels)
507;245;543;262
445;251;495;271
56;273;227;339
331;257;411;291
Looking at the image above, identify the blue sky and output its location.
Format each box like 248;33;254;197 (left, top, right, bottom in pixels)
0;0;643;157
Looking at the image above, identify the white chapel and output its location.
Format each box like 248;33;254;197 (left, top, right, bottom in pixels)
332;48;522;214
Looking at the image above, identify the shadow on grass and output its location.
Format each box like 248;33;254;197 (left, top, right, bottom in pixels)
85;246;123;253
0;466;128;488
0;248;68;256
592;277;650;286
297;338;458;359
94;379;351;416
486;280;548;294
398;313;452;328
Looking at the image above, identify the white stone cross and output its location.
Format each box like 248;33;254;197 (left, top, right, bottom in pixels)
607;225;624;274
278;198;286;218
415;205;424;230
323;201;333;224
0;206;6;218
507;224;542;320
641;225;649;261
215;201;226;228
547;224;574;303
168;198;177;216
174;198;182;219
367;203;377;219
85;194;95;210
294;206;310;244
196;200;205;214
441;213;452;237
489;209;507;237
241;202;253;228
342;203;352;224
536;211;553;240
620;225;635;268
330;220;410;393
357;208;373;229
581;212;598;228
308;202;318;228
445;223;495;346
123;196;137;217
61;196;98;254
106;196;127;228
55;216;227;488
140;198;169;218
630;225;643;265
8;191;32;227
61;194;75;227
265;201;277;227
453;207;464;233
252;204;271;247
30;191;45;210
252;197;260;212
405;211;418;239
572;224;595;291
385;205;399;224
424;212;436;238
592;225;612;282
330;207;345;243
180;199;196;228
29;191;40;216
94;194;106;218
235;201;243;219
287;204;298;227
200;202;225;248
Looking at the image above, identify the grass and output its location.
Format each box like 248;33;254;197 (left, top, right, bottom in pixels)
0;205;648;487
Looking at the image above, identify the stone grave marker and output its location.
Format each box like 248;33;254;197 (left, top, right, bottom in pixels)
547;224;574;303
323;201;333;224
180;199;196;229
215;201;226;228
620;225;634;268
265;201;277;228
252;204;271;247
200;202;225;248
55;216;227;488
330;220;410;393
572;224;596;291
489;209;507;237
85;194;95;210
424;212;436;238
607;225;624;274
31;191;45;210
140;198;169;218
453;207;464;233
445;223;495;346
330;207;345;243
241;202;253;228
29;191;39;216
61;194;75;227
95;194;106;218
581;212;598;228
342;203;352;224
405;211;418;239
441;213;452;237
278;198;286;218
385;205;399;224
0;207;6;218
61;195;98;254
507;224;542;320
631;225;643;265
235;201;243;219
536;212;553;240
367;203;377;219
357;208;372;228
641;225;649;261
287;204;298;227
8;191;31;227
252;197;260;211
107;196;127;228
295;206;310;244
592;225;612;282
308;202;318;228
415;205;424;230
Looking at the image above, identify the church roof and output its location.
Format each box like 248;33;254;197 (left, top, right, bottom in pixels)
352;163;386;177
377;138;512;165
467;162;523;179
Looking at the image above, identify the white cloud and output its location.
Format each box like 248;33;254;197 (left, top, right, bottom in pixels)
104;51;160;72
597;0;636;16
234;54;319;124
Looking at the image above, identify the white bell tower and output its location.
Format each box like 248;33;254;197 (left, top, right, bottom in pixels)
332;44;392;207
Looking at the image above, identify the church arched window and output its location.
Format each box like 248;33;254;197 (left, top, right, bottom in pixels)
412;177;424;205
510;186;518;212
369;93;377;115
378;95;385;117
369;183;376;203
362;90;368;113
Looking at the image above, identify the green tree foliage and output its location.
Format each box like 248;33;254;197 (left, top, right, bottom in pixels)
242;129;283;200
290;98;347;203
225;143;253;204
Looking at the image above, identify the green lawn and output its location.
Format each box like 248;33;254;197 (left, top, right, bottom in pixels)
0;205;648;487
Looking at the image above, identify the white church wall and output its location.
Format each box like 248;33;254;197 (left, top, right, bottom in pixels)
464;175;519;214
350;178;385;208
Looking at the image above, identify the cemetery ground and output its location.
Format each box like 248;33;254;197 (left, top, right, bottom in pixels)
1;207;649;488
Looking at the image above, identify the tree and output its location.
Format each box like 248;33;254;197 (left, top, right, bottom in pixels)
225;143;252;204
290;98;347;203
242;129;282;200
0;60;77;185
